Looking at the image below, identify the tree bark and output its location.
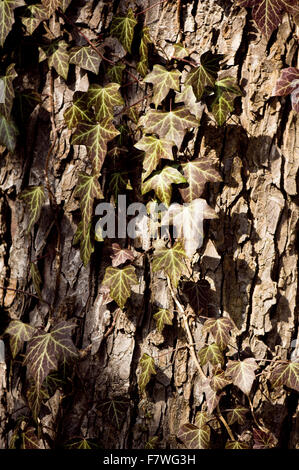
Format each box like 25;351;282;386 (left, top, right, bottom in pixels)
0;0;298;449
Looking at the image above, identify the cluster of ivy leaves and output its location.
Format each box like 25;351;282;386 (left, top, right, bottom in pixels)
0;0;298;449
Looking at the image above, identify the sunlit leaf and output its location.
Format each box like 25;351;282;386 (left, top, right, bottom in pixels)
270;360;299;392
19;185;45;233
152;241;186;288
5;320;36;358
227;406;249;425
0;63;17;118
80;222;94;266
41;0;60;16
225;440;249;449
61;0;72;12
144;65;181;107
194;411;209;428
110;243;135;267
102;265;137;308
179;158;222;202
175;85;204;120
110;8;137;53
198;343;224;367
24;321;78;389
48;40;69;80
212;76;241;125
153;308;174;333
69;45;102;74
139;106;199;149
30;262;42;299
21;4;48;35
137;26;151;76
139;353;156;393
184;51;223;100
134;135;174;180
253;428;278;449
72;120;120;175
203;317;234;350
0;0;25;47
0;113;18;151
178;423;210;449
202;379;221;414
74;172;103;238
87;83;124;120
141;166;186;206
226;358;258;395
98;396;130;429
64;91;91;129
172;43;189;59
210;369;231;391
273;67;299;113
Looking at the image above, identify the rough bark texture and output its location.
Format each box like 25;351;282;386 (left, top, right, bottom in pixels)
0;0;298;449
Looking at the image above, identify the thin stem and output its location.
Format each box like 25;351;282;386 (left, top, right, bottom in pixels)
247;395;268;432
136;0;168;16
216;404;235;441
0;285;51;309
172;56;198;67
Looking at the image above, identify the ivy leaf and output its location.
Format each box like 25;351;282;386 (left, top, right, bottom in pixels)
21;427;40;449
144;65;181;107
270;360;299;392
202;379;221;414
110;243;135;267
26;380;49;421
107;62;126;84
41;0;60;17
161;199;217;257
198;343;224;367
30;262;42;299
134;135;174;180
225;440;249;449
48;40;69;80
184;51;223;100
74;172;103;238
102;265;137;308
172;42;189;59
137;26;151;77
177;423;210;449
0;113;18;151
110;8;137;53
180;279;211;315
145;436;159;449
108;171;132;201
80;222;94;266
212;77;241;126
21;4;48;35
64;91;91;129
61;0;72;12
138;353;156;393
194;411;209;428
227;406;249;425
153;308;174;333
5;320;36;358
24;321;78;389
179;158;222;202
66;439;95;449
87;83;124;120
98;396;130;429
152;241;186;288
72;120;120;175
273;67;299;113
69;45;102;74
253;428;278;449
0;63;17;118
237;0;297;39
19;185;46;233
210;369;231;391
141;166;186;206
203;317;234;350
139;106;199;149
0;0;25;47
226;358;258;395
175;85;204;120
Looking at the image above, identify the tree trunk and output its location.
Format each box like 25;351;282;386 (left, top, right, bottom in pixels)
0;0;298;449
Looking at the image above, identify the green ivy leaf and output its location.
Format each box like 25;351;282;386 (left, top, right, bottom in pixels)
184;51;223;100
139;353;156;393
102;265;137;308
210;369;231;391
21;4;48;35
19;185;46;233
172;42;189;59
225;440;249;449
198;343;224;367
30;262;42;299
134;135;174;180
0;0;25;47
137;26;151;77
110;8;137;53
153;308;174;333
74;172;103;238
24;321;78;389
270;360;299;392
108;171;132;201
0;63;17;118
20;427;40;449
141;166;186;206
64;91;91;129
80;222;94;266
48;40;69;80
144;65;181;107
152;241;186;288
72;120;120;175
66;438;97;449
107;62;126;84
177;423;210;449
212;77;241;126
0;113;18;151
98;396;130;429
5;320;36;358
145;436;159;449
179;158;222;202
69;45;102;74
139;106;199;149
175;85;204;120
226;358;258;395
227;406;249;425
41;0;60;17
26;380;49;422
87;83;124;120
194;411;209;428
203;317;234;350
